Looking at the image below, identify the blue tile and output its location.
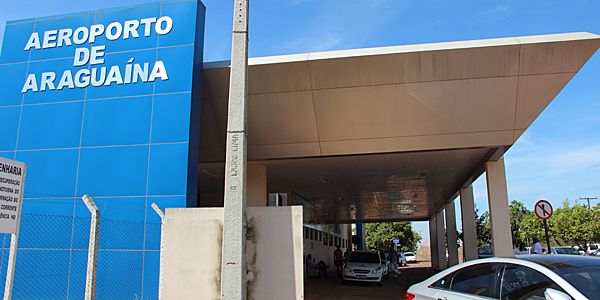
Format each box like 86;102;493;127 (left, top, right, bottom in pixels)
96;1;162;13
0;22;35;63
143;221;162;250
187;194;197;207
98;217;145;250
67;250;88;300
81;96;152;147
22;58;88;104
0;106;21;151
142;250;160;299
151;93;191;144
74;196;147;222
16;149;79;199
17;101;84;150
12;250;70;300
21;197;75;216
77;145;149;197
0;63;29;107
154;45;194;94
18;213;74;248
28;14;96;61
0;152;15;160
84;48;158;100
147;143;189;196
93;5;161;53
95;250;143;299
158;1;199;47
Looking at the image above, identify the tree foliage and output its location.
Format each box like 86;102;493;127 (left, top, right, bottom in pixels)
552;199;600;249
509;200;531;246
365;222;422;252
475;208;491;247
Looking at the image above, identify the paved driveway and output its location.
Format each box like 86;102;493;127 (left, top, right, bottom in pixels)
305;261;436;300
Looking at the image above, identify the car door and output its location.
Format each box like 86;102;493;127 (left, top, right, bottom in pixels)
433;263;502;300
497;264;570;300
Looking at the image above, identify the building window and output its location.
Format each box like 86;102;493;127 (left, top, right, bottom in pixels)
323;233;328;245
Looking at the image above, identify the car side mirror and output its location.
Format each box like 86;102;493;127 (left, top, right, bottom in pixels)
545;288;571;300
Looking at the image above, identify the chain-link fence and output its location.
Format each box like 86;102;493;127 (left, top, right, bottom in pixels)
0;213;162;300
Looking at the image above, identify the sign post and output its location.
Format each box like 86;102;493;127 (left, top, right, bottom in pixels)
534;200;553;254
0;157;27;300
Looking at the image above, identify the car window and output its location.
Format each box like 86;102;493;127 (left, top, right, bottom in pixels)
348;252;380;263
405;252;414;256
499;264;566;300
554;265;600;300
430;273;453;290
449;263;500;298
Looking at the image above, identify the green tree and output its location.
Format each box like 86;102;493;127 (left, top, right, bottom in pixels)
365;222;422;252
520;212;546;246
509;200;531;246
552;199;599;249
475;208;491;247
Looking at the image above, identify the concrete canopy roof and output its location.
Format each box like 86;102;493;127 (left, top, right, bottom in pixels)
198;32;600;223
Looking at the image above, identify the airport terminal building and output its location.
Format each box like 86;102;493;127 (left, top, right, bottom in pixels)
1;0;599;298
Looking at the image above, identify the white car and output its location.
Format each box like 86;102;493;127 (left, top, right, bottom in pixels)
342;250;386;286
406;255;600;300
404;251;417;263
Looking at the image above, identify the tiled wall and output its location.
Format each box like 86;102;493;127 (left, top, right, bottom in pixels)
0;1;205;298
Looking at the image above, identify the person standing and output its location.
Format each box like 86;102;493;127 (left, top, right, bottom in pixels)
343;248;351;263
530;237;543;254
333;245;343;277
387;245;401;279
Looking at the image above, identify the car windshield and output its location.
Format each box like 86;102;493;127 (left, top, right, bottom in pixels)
479;248;493;255
554;265;600;299
348;252;380;264
404;253;414;256
554;248;579;255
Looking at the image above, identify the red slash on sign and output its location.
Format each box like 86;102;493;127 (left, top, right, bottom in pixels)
535;200;553;220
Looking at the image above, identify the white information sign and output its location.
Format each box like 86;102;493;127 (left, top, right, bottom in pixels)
0;157;26;234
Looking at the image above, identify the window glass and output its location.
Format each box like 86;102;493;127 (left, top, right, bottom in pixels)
500;264;566;300
554;265;600;300
305;227;309;239
430;273;453;290
329;235;333;246
449;263;500;298
323;233;328;245
348;252;379;263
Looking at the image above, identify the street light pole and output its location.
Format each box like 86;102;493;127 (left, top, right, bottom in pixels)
220;0;249;299
580;197;597;209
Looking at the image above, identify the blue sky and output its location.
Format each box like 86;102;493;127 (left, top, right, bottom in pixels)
1;0;599;246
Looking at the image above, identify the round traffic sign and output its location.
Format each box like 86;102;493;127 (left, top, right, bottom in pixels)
535;200;553;220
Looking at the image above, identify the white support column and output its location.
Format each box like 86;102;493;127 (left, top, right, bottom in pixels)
429;217;439;269
460;186;478;261
436;211;447;270
83;195;99;300
151;203;165;300
486;159;513;257
445;202;459;267
221;1;249;298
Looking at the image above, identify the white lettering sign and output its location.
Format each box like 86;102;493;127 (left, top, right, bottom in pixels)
20;16;173;94
0;157;26;234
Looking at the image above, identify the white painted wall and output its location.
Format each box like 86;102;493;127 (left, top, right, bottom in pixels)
161;206;304;300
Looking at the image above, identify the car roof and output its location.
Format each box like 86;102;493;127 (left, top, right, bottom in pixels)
519;254;600;270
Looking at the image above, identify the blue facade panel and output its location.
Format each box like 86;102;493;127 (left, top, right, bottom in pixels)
0;1;205;298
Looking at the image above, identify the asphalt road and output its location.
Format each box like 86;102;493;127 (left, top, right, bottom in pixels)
304;261;436;300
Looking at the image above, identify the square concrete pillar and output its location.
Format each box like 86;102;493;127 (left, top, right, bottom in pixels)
486;159;514;257
460;186;478;261
247;164;267;206
436;211;448;270
445;202;459;267
429;217;439;269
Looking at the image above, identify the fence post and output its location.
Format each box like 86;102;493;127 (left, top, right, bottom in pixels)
151;203;165;300
3;229;20;300
83;195;99;300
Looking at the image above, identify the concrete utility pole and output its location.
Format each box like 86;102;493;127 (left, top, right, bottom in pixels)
580;197;597;209
220;0;249;299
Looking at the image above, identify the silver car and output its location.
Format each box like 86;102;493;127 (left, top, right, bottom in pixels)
342;250;386;286
406;255;600;300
